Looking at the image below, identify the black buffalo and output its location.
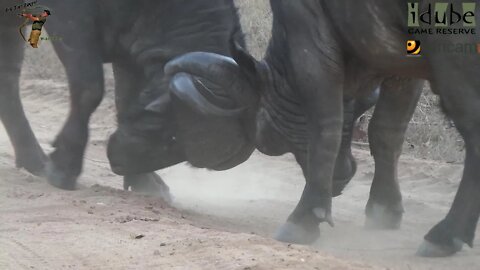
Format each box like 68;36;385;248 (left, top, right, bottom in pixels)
0;0;255;198
1;0;369;195
164;0;479;257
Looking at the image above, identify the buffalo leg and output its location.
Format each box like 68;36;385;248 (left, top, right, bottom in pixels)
365;77;422;229
273;2;344;244
333;88;380;196
331;99;357;197
417;53;480;257
112;62;172;202
0;18;46;175
46;56;104;190
44;3;105;189
353;88;381;121
123;173;172;203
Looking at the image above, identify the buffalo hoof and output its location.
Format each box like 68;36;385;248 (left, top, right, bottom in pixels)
365;201;403;230
416;239;463;257
16;150;47;177
274;221;320;245
45;159;77;190
124;173;173;203
15;145;47;176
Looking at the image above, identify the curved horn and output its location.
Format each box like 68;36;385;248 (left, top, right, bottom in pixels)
165;52;239;83
164;52;259;117
168;72;245;117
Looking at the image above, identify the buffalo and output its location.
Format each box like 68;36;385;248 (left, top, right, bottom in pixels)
0;0;255;199
1;0;370;197
163;0;479;257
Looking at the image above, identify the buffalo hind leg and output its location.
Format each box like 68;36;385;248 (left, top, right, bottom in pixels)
0;19;46;175
365;77;422;229
417;54;480;257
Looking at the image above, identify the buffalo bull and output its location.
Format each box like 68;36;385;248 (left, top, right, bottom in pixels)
1;0;371;194
0;0;255;197
164;0;480;257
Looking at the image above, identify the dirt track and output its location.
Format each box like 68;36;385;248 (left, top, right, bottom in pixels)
0;168;379;270
1;45;480;270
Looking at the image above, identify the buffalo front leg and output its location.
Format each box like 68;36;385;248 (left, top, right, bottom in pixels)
417;53;480;257
0;23;46;176
365;77;422;229
112;63;172;202
276;107;343;245
272;2;344;245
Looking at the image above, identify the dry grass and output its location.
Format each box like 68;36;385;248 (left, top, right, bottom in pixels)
357;87;464;163
404;89;464;162
23;0;464;163
235;0;272;59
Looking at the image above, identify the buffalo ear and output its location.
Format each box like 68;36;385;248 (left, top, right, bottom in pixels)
230;39;261;85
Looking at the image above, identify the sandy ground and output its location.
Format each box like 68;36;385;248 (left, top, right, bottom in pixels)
1;47;480;269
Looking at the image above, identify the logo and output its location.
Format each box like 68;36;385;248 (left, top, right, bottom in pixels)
408;2;475;27
420;42;480;55
407;2;476;35
407;40;422;56
4;1;63;49
4;0;37;13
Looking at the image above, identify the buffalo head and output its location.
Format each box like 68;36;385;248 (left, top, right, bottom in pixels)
108;44;263;174
163;41;295;158
161;50;261;170
107;74;186;175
